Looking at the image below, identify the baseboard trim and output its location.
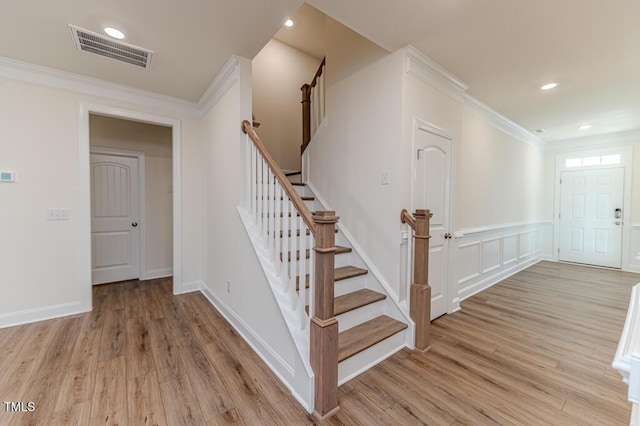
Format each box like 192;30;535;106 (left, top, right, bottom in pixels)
144;268;173;280
177;280;203;294
199;284;299;392
0;301;86;329
458;258;541;302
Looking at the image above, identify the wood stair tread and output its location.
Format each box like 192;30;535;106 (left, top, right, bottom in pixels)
334;289;386;316
281;246;351;262
258;196;314;201
296;265;368;290
338;315;407;363
305;289;386;315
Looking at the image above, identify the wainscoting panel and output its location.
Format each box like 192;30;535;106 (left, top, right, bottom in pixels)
455;222;552;302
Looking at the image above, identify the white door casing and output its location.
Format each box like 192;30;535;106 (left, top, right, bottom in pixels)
412;121;453;320
90;153;142;284
559;167;624;268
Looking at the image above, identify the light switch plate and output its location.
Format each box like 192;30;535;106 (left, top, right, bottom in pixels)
46;209;70;221
381;171;390;185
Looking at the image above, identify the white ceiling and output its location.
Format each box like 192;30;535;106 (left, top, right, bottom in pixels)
308;0;640;142
3;0;639;142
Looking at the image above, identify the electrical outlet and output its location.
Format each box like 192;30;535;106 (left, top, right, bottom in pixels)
226;280;231;293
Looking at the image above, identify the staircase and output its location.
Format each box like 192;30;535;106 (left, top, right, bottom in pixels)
239;120;419;419
290;182;408;381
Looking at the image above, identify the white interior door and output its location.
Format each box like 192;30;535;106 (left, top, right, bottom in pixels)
559;167;623;268
91;153;141;284
413;125;452;320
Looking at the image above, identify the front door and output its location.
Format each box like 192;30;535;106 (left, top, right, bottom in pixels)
90;153;141;284
413;124;452;320
559;167;623;268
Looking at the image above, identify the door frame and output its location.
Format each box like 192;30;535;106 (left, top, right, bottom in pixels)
90;147;146;283
78;102;183;312
409;118;457;315
553;146;633;270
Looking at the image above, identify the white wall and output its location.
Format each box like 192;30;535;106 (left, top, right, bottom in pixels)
90;115;173;277
306;21;403;297
0;78;203;327
252;39;322;172
200;58;300;393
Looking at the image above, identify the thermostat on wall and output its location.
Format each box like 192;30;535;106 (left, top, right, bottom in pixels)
0;171;16;182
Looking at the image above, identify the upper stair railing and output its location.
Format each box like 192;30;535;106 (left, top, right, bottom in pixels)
301;57;326;154
242;120;340;419
401;209;432;351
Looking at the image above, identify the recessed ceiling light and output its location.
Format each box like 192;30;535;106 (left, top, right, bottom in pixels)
540;82;558;91
104;27;125;40
578;124;592;130
284;19;295;28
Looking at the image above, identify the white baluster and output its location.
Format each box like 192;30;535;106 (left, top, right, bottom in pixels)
308;229;315;323
281;195;290;291
289;200;298;310
297;216;307;329
266;170;275;250
256;156;263;227
274;183;282;268
262;159;268;240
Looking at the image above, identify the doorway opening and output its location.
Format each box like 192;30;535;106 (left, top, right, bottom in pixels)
554;147;632;270
78;103;182;312
89;115;173;285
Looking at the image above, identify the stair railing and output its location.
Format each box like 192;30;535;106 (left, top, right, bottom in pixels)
242;120;340;419
301;57;326;154
401;209;432;351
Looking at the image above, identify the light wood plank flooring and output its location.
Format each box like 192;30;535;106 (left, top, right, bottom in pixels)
0;261;636;425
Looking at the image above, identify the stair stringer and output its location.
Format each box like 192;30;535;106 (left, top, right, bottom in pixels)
236;206;315;413
304;182;416;384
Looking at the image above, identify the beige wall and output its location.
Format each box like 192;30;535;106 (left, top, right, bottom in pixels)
89;115;173;275
307;21;403;292
252;39;322;171
457;108;546;229
0;78;203;326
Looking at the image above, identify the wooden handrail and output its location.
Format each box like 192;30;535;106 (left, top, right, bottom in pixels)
401;208;432;351
242;120;316;234
309;57;326;88
301;57;326;155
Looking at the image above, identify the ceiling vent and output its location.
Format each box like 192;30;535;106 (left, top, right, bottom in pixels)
69;25;153;69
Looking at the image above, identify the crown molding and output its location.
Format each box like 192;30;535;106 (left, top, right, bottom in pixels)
402;45;468;102
463;94;546;149
546;128;640;151
196;55;240;117
0;56;245;118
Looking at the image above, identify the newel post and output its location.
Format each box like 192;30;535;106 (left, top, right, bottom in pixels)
410;209;432;351
310;210;339;419
301;84;312;154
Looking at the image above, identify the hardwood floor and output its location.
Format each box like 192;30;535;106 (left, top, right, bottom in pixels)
0;261;636;425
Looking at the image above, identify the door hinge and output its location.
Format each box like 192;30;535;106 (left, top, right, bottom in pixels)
558;248;560;254
559;178;562;184
558;213;561;219
417;148;425;159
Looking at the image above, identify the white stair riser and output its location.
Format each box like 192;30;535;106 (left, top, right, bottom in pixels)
337;300;386;333
338;330;407;385
334;275;368;297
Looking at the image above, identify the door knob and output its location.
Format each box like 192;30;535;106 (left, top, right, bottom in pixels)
444;232;452;239
615;221;621;226
132;222;138;227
